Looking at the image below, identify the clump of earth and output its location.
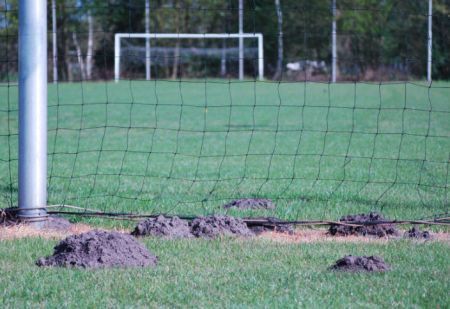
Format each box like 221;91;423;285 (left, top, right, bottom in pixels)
131;215;192;238
190;215;254;238
404;226;432;239
42;216;73;230
36;230;157;268
0;208;17;226
328;212;399;237
246;217;294;235
329;255;390;272
223;198;275;210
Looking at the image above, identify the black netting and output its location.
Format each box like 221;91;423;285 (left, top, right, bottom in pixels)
0;0;449;221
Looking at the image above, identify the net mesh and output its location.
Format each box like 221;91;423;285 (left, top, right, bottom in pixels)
0;0;449;220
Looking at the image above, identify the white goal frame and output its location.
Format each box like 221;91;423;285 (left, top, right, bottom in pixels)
114;33;264;81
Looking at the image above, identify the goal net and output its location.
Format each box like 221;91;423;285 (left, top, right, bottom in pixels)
115;33;264;80
0;0;448;221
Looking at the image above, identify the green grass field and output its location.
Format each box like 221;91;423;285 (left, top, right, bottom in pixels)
1;80;449;307
1;80;448;220
1;236;449;307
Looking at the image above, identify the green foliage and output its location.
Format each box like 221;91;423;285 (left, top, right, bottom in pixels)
0;0;448;80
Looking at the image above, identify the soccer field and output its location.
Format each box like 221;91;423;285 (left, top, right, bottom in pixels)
1;236;449;307
1;81;449;220
1;81;449;307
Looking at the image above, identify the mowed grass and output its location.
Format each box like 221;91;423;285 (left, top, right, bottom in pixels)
1;81;449;307
1;80;449;220
0;236;449;307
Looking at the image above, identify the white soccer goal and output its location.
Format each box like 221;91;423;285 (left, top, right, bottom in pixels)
114;33;264;81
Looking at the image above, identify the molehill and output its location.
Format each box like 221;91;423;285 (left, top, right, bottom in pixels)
190;215;254;238
328;212;399;237
36;230;157;268
223;198;275;210
329;255;390;272
131;215;192;238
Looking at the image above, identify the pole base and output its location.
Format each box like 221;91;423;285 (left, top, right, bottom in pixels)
17;209;48;223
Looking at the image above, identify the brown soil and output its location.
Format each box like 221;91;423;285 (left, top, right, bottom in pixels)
36;230;157;268
329;255;390;272
190;215;254;238
404;226;432;239
246;217;294;235
329;212;400;237
257;228;450;244
223;198;275;210
131;215;192;238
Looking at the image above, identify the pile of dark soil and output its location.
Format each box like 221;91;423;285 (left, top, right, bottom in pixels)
0;208;17;226
190;215;254;238
223;198;275;210
246;217;294;235
42;216;73;230
328;212;399;237
131;215;192;238
330;255;390;272
37;230;157;268
404;226;432;239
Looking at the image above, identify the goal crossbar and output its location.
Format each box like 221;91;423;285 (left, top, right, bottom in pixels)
114;33;264;81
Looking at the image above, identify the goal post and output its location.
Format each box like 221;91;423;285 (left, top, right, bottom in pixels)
114;33;264;81
18;0;48;221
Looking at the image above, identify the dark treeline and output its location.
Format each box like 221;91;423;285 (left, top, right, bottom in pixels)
0;0;449;81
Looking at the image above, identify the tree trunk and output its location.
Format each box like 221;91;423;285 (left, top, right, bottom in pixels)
274;0;283;80
86;11;94;80
72;32;86;80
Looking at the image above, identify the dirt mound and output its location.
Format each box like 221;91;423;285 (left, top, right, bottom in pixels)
42;216;73;230
36;230;157;268
330;255;390;272
246;217;294;235
0;208;17;226
223;198;275;210
328;212;399;237
404;226;432;239
190;215;254;238
131;215;192;238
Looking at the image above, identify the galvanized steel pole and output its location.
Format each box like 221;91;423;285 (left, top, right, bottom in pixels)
427;0;432;83
52;0;57;83
145;0;151;80
18;0;48;221
238;0;244;80
331;0;337;83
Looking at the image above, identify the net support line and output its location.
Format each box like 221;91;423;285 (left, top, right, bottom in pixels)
18;0;48;221
114;32;264;81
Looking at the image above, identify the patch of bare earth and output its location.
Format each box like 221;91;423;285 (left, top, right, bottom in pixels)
2;222;449;245
0;223;94;241
257;228;450;244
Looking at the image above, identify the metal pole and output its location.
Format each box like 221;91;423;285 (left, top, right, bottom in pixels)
427;0;432;83
52;0;57;84
331;0;337;83
258;34;264;80
238;0;244;80
18;0;47;221
145;0;151;80
114;34;120;82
